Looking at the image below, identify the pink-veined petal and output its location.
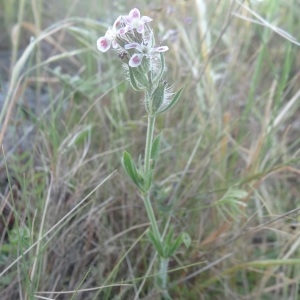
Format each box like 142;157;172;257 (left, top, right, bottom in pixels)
140;16;153;23
97;37;111;52
129;8;140;19
117;26;129;35
113;16;122;28
136;23;145;33
122;15;131;24
129;53;143;67
125;42;140;50
105;27;116;40
154;46;169;52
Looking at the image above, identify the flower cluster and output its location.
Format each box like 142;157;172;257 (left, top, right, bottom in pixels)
97;8;182;115
97;8;168;68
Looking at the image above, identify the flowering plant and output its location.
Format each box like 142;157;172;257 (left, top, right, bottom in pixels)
97;8;183;115
97;8;189;298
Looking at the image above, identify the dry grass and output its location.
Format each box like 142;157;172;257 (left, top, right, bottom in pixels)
0;0;300;299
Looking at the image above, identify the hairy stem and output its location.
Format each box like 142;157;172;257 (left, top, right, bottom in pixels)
143;114;170;297
144;115;155;175
143;115;161;241
159;257;171;299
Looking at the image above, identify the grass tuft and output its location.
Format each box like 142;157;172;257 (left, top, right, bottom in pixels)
0;0;299;299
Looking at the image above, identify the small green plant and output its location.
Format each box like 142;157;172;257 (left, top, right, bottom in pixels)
97;8;190;298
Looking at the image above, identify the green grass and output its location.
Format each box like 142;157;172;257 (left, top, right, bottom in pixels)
0;0;300;299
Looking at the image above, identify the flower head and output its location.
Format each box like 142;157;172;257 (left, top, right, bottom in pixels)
123;8;153;33
97;16;129;52
96;8;176;101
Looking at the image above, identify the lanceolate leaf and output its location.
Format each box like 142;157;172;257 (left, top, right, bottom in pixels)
182;232;191;248
128;67;143;91
129;67;148;90
157;87;184;115
147;229;164;257
151;82;165;113
165;232;191;258
165;234;184;257
122;151;144;191
164;227;174;249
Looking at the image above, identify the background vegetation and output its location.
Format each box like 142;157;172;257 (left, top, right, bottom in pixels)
0;0;299;299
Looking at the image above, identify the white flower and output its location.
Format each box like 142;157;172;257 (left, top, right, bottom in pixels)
125;42;168;67
97;16;129;52
123;8;153;33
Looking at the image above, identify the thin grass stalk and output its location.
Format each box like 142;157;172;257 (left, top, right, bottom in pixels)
10;0;25;72
31;0;42;99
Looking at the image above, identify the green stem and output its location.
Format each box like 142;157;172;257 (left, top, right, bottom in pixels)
143;114;161;241
144;115;155;175
143;114;170;298
143;193;161;243
159;257;171;299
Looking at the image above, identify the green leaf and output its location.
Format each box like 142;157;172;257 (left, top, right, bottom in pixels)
147;229;164;257
165;237;182;257
67;125;91;147
165;232;190;258
129;67;148;90
164;227;174;249
9;227;30;247
151;82;165;113
122;151;144;191
214;189;248;221
128;67;143;91
157;87;184;115
226;189;248;199
182;232;191;248
151;134;162;162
